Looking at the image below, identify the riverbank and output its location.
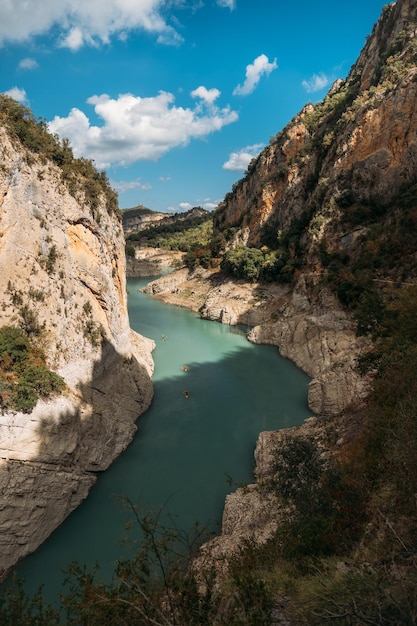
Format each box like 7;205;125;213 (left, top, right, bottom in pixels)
142;265;371;417
132;254;372;585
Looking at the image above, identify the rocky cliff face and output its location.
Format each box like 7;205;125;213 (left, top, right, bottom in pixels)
194;0;417;576
206;0;417;414
215;0;417;249
0;126;154;575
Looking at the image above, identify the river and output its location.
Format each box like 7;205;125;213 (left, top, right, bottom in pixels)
12;276;312;602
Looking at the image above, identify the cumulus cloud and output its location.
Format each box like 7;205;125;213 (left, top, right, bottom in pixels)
191;86;220;105
222;143;264;171
111;179;152;193
175;199;217;212
18;57;39;70
233;54;277;96
3;87;28;103
0;0;183;49
302;72;331;93
48;89;238;168
216;0;236;9
202;201;218;210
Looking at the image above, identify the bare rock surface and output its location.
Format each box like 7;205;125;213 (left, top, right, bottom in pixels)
0;128;154;575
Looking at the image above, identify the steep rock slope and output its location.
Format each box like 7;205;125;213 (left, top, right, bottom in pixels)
148;0;417;417
195;0;417;578
215;0;417;251
0;123;154;575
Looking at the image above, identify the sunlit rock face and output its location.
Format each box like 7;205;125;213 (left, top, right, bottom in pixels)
194;0;417;577
0;127;154;575
208;0;417;415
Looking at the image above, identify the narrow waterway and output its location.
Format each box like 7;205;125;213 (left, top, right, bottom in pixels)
13;276;312;601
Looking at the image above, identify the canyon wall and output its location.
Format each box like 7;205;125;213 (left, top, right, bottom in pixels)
144;0;417;418
0;127;154;575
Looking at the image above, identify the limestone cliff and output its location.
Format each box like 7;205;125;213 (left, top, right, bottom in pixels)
0;121;154;575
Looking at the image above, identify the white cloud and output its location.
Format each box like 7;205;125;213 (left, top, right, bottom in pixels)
191;86;220;105
0;0;184;49
233;54;277;96
216;0;236;9
302;72;331;93
3;87;28;103
48;88;238;168
222;143;264;171
111;179;152;193
18;57;39;70
175;200;217;211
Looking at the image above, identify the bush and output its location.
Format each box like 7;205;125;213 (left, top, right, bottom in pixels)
271;435;365;561
0;327;30;373
0;326;65;413
125;243;136;258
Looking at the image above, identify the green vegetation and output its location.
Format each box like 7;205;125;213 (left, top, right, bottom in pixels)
125;242;136;258
82;300;104;347
0;502;271;625
0;95;120;220
220;245;294;283
127;211;215;269
0;326;65;412
127;211;212;252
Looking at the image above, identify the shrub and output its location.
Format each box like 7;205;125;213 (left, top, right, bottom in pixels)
271;435;365;561
0;325;65;413
15;365;65;412
0;327;30;373
125;243;136;258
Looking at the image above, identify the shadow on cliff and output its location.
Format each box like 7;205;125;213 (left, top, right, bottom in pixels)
4;341;311;601
35;337;154;471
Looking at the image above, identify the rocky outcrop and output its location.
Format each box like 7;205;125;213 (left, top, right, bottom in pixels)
122;205;170;234
0;127;154;575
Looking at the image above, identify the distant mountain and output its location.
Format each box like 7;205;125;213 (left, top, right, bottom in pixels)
122;205;210;236
122;204;171;234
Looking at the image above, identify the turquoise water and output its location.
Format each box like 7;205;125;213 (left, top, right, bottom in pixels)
12;276;311;601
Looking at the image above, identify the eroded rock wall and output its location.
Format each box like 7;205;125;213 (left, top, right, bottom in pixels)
0;128;154;574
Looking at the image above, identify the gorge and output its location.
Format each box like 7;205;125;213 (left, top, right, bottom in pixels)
1;0;417;621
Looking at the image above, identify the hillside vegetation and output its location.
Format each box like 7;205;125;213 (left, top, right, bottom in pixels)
127;210;214;267
0;95;120;221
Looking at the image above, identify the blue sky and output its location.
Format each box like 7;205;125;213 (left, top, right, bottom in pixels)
1;0;391;213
